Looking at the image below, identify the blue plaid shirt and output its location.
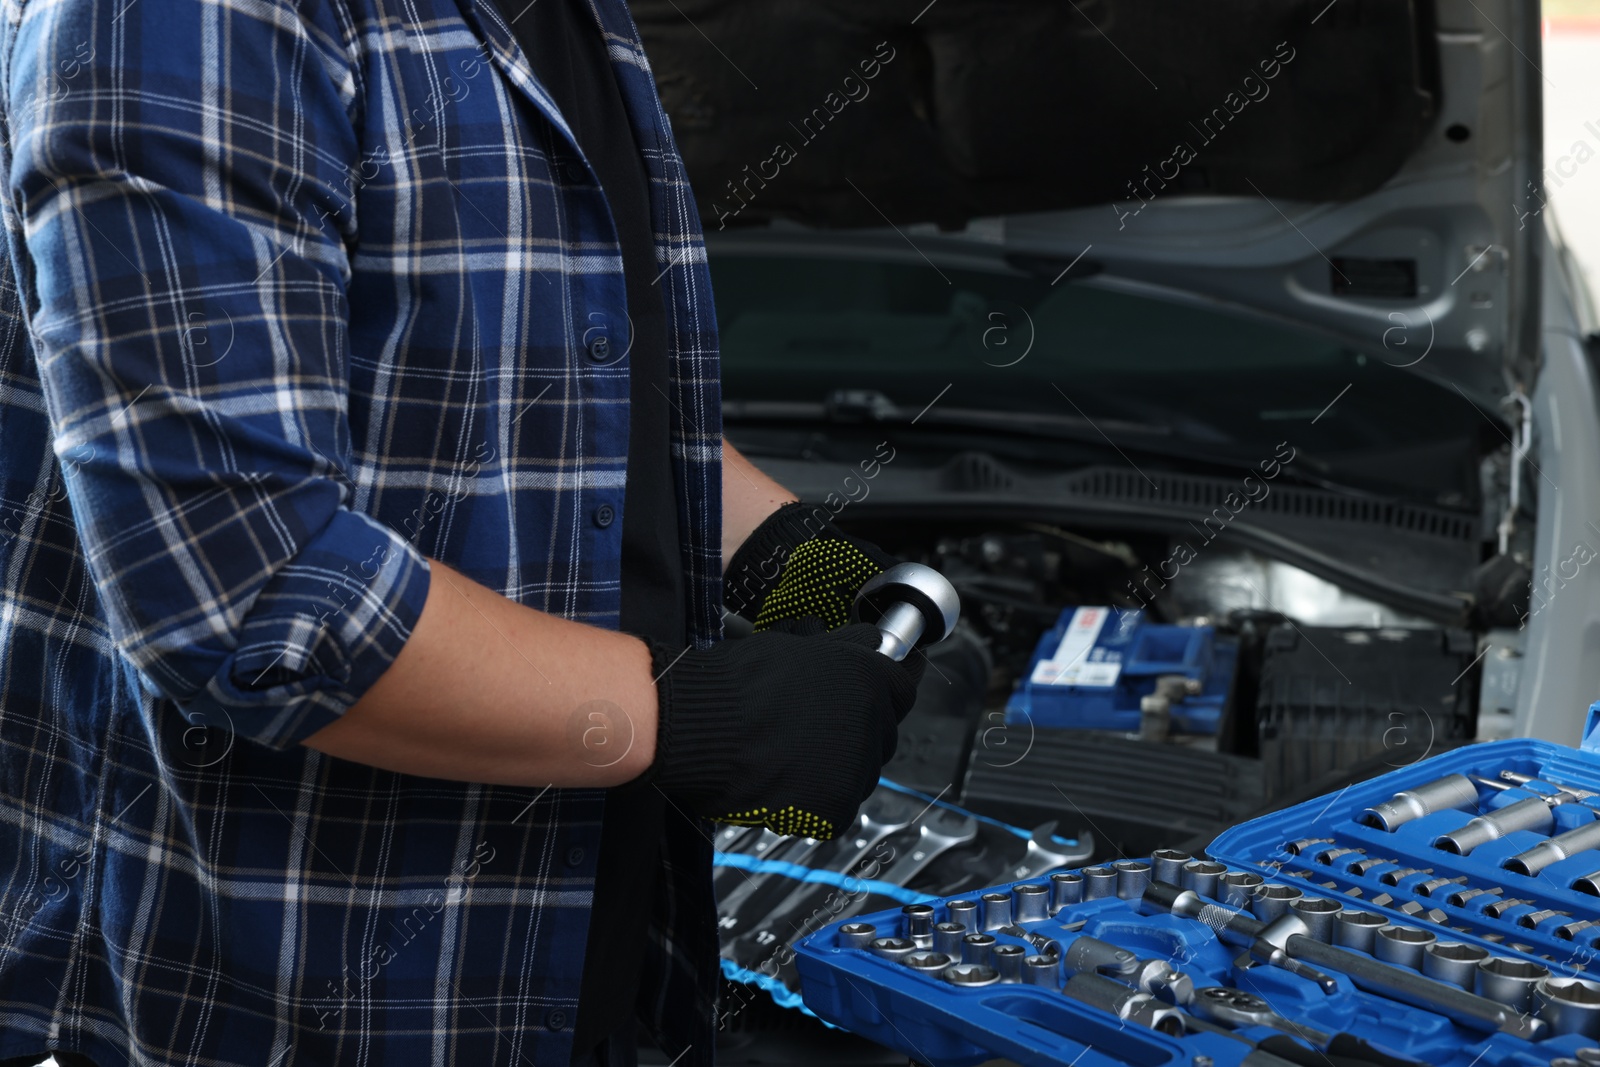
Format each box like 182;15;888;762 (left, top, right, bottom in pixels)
0;0;724;1059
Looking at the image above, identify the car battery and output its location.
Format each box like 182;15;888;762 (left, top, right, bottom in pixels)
796;701;1600;1067
1005;606;1238;735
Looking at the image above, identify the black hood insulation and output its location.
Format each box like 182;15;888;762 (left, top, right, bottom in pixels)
630;0;1439;229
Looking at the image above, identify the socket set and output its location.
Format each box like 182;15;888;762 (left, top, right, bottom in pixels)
795;707;1600;1066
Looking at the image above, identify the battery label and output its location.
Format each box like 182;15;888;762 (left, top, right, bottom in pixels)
1029;607;1124;687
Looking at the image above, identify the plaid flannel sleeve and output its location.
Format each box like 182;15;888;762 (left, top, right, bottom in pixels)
2;0;432;748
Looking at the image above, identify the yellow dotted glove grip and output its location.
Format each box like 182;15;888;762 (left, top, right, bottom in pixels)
716;805;835;840
752;537;884;634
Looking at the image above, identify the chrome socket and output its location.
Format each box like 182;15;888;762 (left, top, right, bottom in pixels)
905;951;952;974
902;903;935;946
992;944;1026;983
1012;883;1050;924
1422;941;1489;989
1290;897;1343;942
1115;860;1152;900
1250;884;1302;922
980;891;1013;931
1049;872;1083;914
942;962;1000;987
1362;773;1479;831
1517;908;1572;931
870;937;918;961
1505;819;1600;876
933;921;966;958
1434;795;1555;855
1377;866;1430;888
1062;934;1138;977
1151;849;1191;884
1536;976;1600;1038
1219;870;1264;907
962;933;996;967
1574;870;1600;896
1283;837;1334;856
946;899;978;926
1062;973;1184;1036
839;923;876;949
1559;919;1600;943
1332;910;1388;954
1082;866;1117;900
1373;925;1435;970
1181;860;1227;899
1476;956;1550;1013
1023;954;1059;987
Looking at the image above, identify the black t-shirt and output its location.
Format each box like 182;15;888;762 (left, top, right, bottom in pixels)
482;0;688;1056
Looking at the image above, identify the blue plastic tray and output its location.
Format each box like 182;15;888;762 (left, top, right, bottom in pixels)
797;706;1600;1067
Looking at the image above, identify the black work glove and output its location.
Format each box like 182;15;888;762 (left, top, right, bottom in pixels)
723;501;902;631
648;620;923;839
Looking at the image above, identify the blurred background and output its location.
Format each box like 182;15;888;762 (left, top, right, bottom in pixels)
1545;2;1600;296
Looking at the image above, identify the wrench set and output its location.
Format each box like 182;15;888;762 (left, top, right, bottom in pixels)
796;724;1600;1067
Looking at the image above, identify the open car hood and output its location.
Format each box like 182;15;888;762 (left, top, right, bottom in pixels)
633;0;1546;392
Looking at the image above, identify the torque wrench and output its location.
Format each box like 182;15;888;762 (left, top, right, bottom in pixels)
1504;817;1600;876
1361;774;1480;831
1142;881;1546;1038
853;563;961;660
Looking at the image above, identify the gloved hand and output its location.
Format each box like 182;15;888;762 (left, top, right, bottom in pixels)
723;501;902;631
647;620;923;839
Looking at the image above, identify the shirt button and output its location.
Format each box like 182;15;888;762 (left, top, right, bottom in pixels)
593;504;615;529
586;335;611;362
546;1008;568;1030
565;846;585;867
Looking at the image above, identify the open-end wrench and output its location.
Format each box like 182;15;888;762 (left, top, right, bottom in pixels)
1006;821;1093;880
1143;881;1545;1039
871;807;980;886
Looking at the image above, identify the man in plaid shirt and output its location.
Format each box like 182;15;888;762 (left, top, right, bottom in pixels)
0;0;922;1061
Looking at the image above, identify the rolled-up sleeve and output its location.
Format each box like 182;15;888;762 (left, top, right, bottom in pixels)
3;0;431;747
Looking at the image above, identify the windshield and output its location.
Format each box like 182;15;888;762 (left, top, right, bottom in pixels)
710;254;1490;505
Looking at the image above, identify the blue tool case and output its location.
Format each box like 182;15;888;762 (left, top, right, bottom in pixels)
796;703;1600;1067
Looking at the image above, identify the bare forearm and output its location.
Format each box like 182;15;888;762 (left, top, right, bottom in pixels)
303;560;659;788
722;438;797;569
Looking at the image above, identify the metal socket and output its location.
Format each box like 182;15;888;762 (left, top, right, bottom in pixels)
1536;977;1600;1038
869;937;918;961
1505;819;1600;876
962;933;996;967
1362;773;1479;831
1348;856;1399;877
1181;860;1227;899
1476;956;1550;1013
933;921;966;957
1575;870;1600;896
1251;884;1303;922
1445;885;1502;909
839;923;876;949
1559;920;1600;943
1332;910;1388;954
1049;872;1083;914
902;903;935;944
1283;837;1335;856
946;899;978;925
1082;866;1118;900
1023;954;1058;987
992;944;1026;982
1012;883;1050;924
942;962;1000;987
1434;795;1556;855
1290;897;1343;942
1151;849;1191;884
905;951;952;974
1517;908;1571;931
1115;860;1152;900
1422;941;1490;988
1373;925;1436;970
1378;866;1429;888
1219;870;1264;907
1062;935;1138;977
1574;1048;1600;1066
980;891;1013;931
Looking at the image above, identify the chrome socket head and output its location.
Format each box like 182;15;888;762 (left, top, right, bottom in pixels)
980;892;1013;931
942;962;1000;987
1049;872;1083;914
1023;953;1059;987
869;936;918;961
902;903;935;945
1373;925;1435;970
1151;849;1191;884
904;950;952;974
838;923;876;950
992;944;1026;982
1331;910;1387;954
1536;977;1600;1038
1180;860;1227;899
1114;860;1152;900
1422;941;1489;989
962;932;996;967
1219;870;1263;907
1476;955;1551;1013
933;921;966;957
1289;897;1342;942
1012;882;1050;924
1250;883;1302;922
1082;866;1118;900
1361;774;1478;831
